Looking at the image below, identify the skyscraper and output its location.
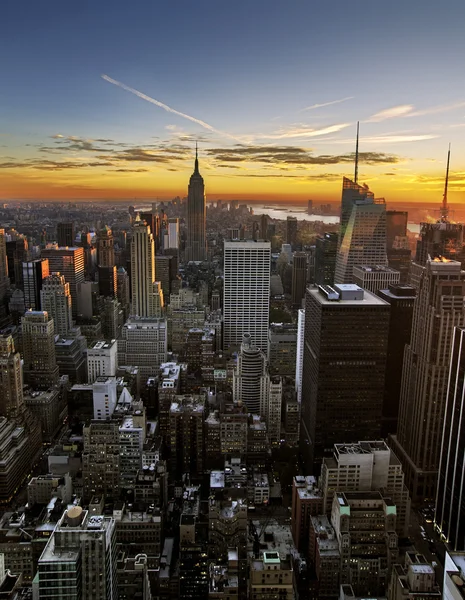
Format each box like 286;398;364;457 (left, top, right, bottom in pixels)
339;177;375;247
41;246;85;317
56;221;75;247
300;284;390;470
291;252;308;307
22;258;49;310
335;188;388;284
185;147;207;262
40;272;73;336
314;232;338;285
130;216;163;317
286;216;298;249
353;264;400;294
377;284;416;436
0;230;9;307
22;310;59;388
223;240;271;352
391;258;465;503
233;333;267;414
435;326;465;550
97;225;115;267
0;334;24;420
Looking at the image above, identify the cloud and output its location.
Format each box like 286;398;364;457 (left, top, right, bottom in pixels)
111;168;149;173
366;101;465;123
205;144;400;166
101;74;241;142
366;105;414;122
300;96;354;112
0;159;113;170
261;123;351;140
328;134;438;144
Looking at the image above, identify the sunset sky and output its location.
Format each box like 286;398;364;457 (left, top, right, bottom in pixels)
1;0;465;204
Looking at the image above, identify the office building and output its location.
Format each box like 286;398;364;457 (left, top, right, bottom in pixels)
292;251;307;306
391;259;465;503
24;385;67;442
286;216;298;248
185;148;207;262
0;335;24;420
130;216;164;317
56;221;75;247
300;284;389;469
377;285;416;435
249;552;294;600
320;441;410;537
117;267;130;318
40;272;73;336
169;395;205;477
97;225;115;267
37;506;117;599
87;339;118;383
223;241;271;352
315;232;338;286
166;217;179;251
339;177;375;243
296;308;305;404
353;264;400;294
233;333;267;415
268;323;297;377
335;184;388;284
443;552;465;600
22;310;59;388
6;235;28;288
332;491;398;597
99;265;117;298
389;553;440;600
22;259;49;310
118;318;167;380
435;326;465;550
55;333;87;384
0;230;9;307
41;246;85;317
415;222;464;266
386;210;408;250
291;476;323;552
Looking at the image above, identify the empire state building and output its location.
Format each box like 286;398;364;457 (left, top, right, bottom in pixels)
185;147;207;262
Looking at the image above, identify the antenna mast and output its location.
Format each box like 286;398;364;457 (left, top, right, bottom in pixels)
354;121;359;184
441;144;451;223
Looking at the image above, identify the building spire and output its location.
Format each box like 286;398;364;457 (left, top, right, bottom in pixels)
440;144;451;223
354;121;359;184
194;142;199;174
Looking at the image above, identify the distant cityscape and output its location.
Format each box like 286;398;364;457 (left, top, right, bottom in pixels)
0;142;464;600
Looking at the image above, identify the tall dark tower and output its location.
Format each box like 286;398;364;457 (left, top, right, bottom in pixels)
185;146;207;262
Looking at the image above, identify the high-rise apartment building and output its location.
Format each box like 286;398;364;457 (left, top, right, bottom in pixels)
233;333;267;415
377;285;416;435
301;284;389;469
223;240;271;352
41;246;85;317
435;326;465;550
83;420;121;500
292;252;307;306
37;506;117;599
22;259;49;310
391;259;465;503
56;221;75;247
22;310;59;388
40;272;73;336
314;232;338;285
353;264;400;294
185;149;207;262
335;187;388;284
130;216;164;317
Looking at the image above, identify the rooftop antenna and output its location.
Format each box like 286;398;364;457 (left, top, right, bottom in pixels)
194;141;199;173
440;144;451;223
354;121;359;184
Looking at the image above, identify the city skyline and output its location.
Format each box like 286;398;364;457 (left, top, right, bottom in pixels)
1;0;465;204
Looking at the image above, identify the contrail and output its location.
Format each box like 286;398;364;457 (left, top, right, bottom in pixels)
300;96;354;112
101;74;240;141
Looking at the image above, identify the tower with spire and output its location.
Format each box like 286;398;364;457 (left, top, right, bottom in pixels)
185;144;207;262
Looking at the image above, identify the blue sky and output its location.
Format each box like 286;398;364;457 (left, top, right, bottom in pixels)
1;0;465;201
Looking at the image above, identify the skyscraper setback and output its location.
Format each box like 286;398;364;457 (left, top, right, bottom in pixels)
130;216;163;318
391;258;465;503
185;148;207;262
